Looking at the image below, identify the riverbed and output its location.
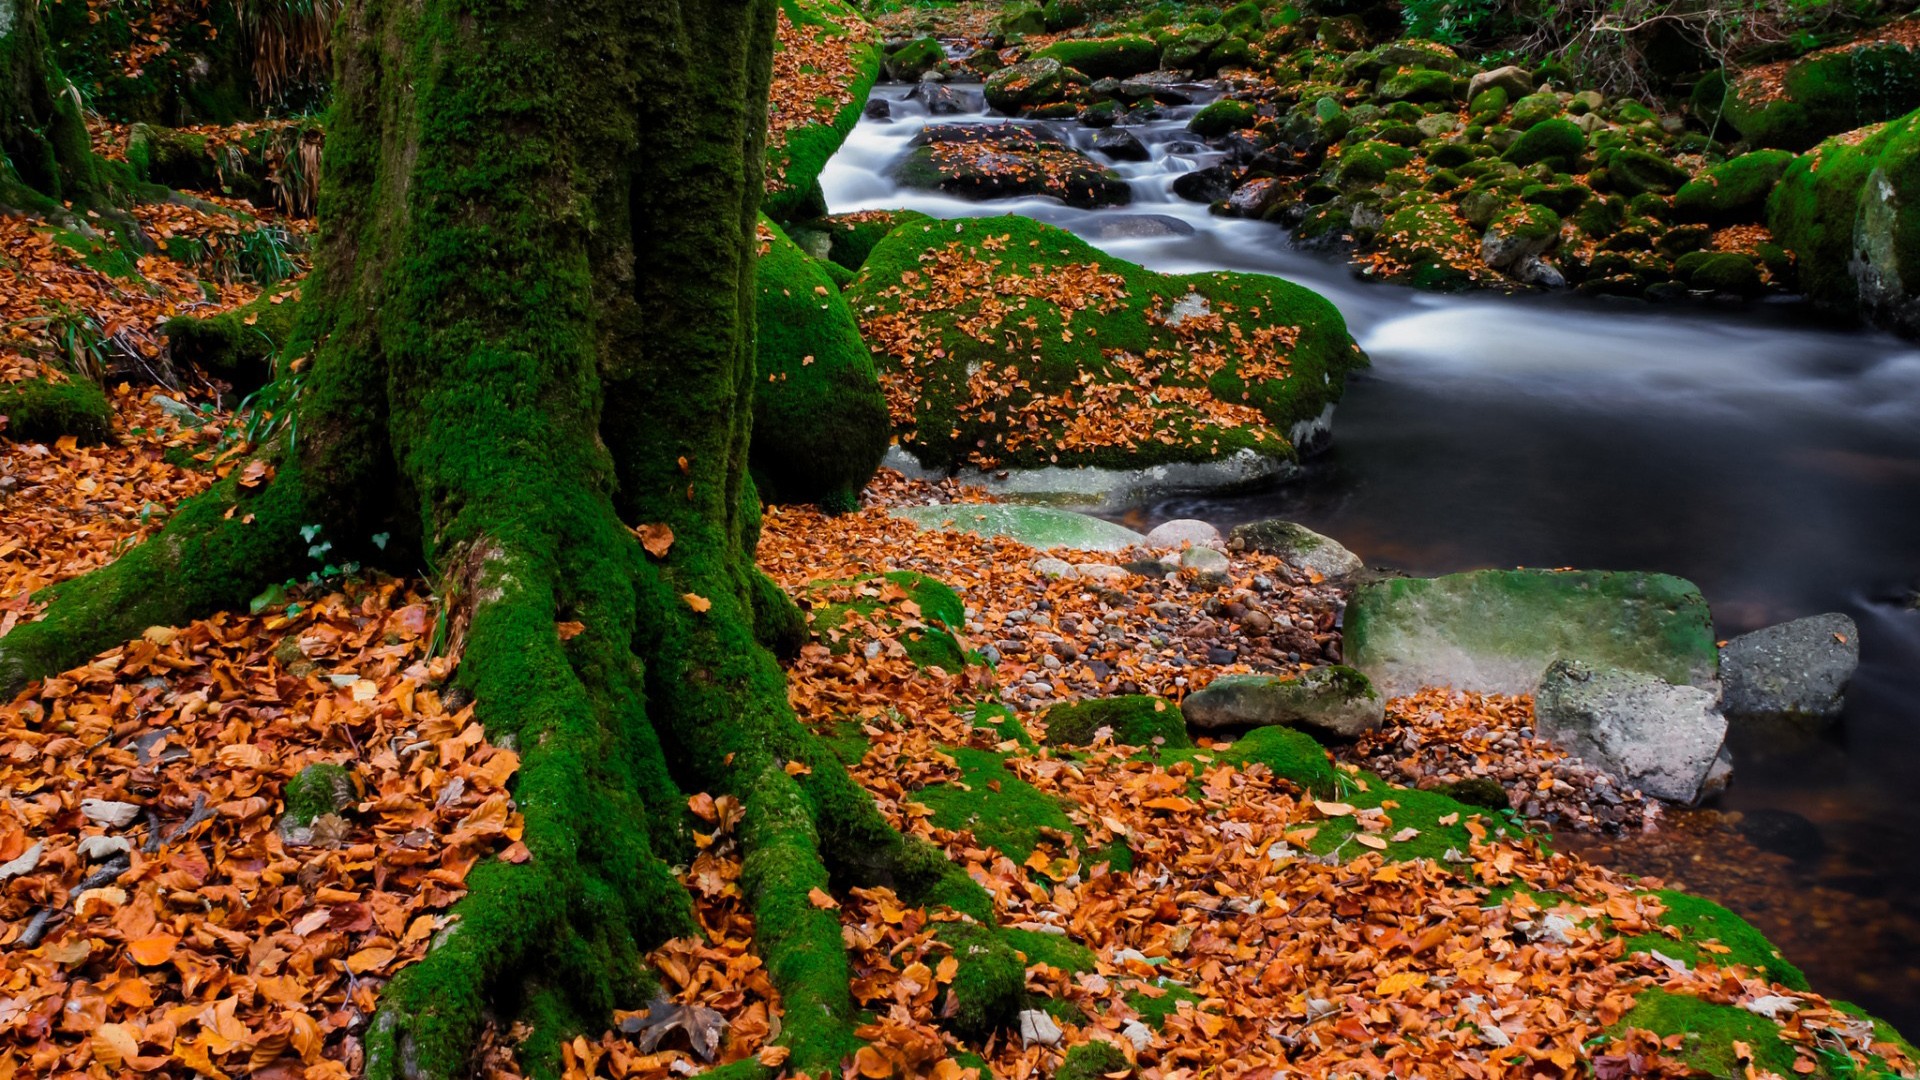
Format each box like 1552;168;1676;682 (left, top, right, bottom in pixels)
820;81;1920;1029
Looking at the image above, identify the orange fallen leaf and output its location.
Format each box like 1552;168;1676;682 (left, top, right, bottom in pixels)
807;887;839;909
638;523;674;558
683;593;712;613
127;933;179;966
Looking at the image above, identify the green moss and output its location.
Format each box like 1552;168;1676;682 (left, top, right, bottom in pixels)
820;721;873;766
1152;725;1337;797
1057;1041;1133;1080
1189;99;1258;137
765;0;882;220
1435;777;1508;810
1613;989;1804;1078
809;570;968;669
1005;926;1096;974
1723;43;1920;151
935;922;1026;1038
1769;108;1920;327
847;215;1362;473
1606;147;1691;196
0;376;113;444
1043;695;1191;748
1619;889;1808;990
912;746;1082;863
884;37;945;82
163;282;303;394
1337;140;1415;184
1503;118;1585;167
1035;36;1161;79
283;762;356;826
1378;67;1455;104
751;218;889;507
964;701;1036;747
1673;150;1795;222
1299;770;1492;864
1125;983;1200;1028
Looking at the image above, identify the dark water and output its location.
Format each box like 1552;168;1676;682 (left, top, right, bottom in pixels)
822;84;1920;1029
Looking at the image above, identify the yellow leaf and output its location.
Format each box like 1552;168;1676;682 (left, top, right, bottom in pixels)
93;1023;139;1069
1353;834;1388;850
682;593;712;613
1376;971;1427;995
347;946;396;974
807;887;839;909
757;1045;791;1066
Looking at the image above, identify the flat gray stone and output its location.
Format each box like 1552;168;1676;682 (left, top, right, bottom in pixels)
1229;519;1362;580
891;504;1146;552
1533;660;1728;804
1179;546;1230;573
1345;569;1718;698
1182;667;1384;739
1720;613;1858;726
883;446;1298;510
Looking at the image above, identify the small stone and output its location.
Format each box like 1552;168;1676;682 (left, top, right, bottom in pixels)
1146;519;1223;549
1074;563;1132;583
1032;557;1076;579
1179;546;1230;573
81;799;141;828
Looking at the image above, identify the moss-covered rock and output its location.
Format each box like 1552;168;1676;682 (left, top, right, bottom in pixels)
1606;147;1691;196
0;376;113;444
1189;99;1258;137
1180;667;1384;739
883;37;945;82
1043;695;1191;748
1378;67;1455;104
1769;107;1920;337
163;281;302;394
896;125;1129;209
1503;118;1585;167
1622;889;1808;989
1680;250;1763;295
1034;36;1160;79
846;215;1363;473
283;762;357;827
807;570;968;669
1672;149;1795;222
751;218;889;507
1707;32;1920;151
1057;1041;1133;1080
1346;569;1719;697
793;209;934;272
1161;24;1231;71
765;0;882;220
985;56;1069;114
890;504;1147;552
1336;140;1415;185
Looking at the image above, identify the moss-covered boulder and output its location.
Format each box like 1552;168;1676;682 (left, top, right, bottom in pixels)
846;215;1364;473
751;218;889;507
789;209;934;273
1188;99;1258;137
1042;695;1190;748
1336;140;1415;185
1673;149;1795;222
896;125;1129;209
1606;147;1691;196
1377;67;1455;104
765;0;882;220
1769;107;1920;337
282;762;357;827
1345;569;1719;697
985;57;1069;114
1376;199;1484;289
883;37;945;82
0;376;114;444
1503;118;1586;167
163;281;302;394
1704;26;1920;151
1181;667;1384;739
1676;250;1764;296
1033;36;1160;80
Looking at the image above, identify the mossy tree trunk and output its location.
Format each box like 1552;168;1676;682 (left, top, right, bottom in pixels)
0;0;109;216
0;0;1015;1075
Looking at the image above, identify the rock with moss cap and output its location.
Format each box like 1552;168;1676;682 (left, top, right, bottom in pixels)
1189;98;1258;137
883;37;945;82
806;570;969;670
846;214;1364;475
896;124;1128;208
1503;118;1585;167
1769;107;1920;338
750;218;889;508
1043;695;1191;748
763;0;881;219
1057;1041;1133;1080
1033;36;1160;80
1228;518;1363;579
282;762;357;828
1699;28;1920;151
1606;147;1691;196
1672;150;1794;223
1182;667;1384;739
985;57;1069;114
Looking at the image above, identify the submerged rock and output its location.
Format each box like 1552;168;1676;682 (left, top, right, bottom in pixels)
891;504;1147;552
1345;569;1718;698
1533;659;1727;805
1719;612;1859;725
1182;667;1385;739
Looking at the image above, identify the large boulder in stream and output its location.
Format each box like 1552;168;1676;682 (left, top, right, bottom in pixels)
844;214;1365;478
1344;569;1719;698
895;124;1130;209
1534;660;1729;805
1769;106;1920;339
1719;612;1859;726
1696;20;1920;151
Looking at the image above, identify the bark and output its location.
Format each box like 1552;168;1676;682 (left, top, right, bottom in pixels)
0;0;1022;1074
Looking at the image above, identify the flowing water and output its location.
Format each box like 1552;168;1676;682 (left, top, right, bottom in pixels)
820;83;1920;1029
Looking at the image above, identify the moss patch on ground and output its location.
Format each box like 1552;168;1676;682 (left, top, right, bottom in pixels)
845;214;1364;473
806;570;969;670
1618;889;1808;990
0;376;113;444
1042;695;1191;749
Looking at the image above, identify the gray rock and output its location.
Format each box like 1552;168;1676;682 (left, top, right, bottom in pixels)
882;446;1297;510
1720;613;1859;725
1469;65;1535;103
1345;569;1718;698
1228;519;1362;580
1093;214;1196;239
1032;557;1076;579
1533;659;1728;804
1146;518;1223;549
1514;254;1567;288
985;57;1066;114
1092;127;1151;161
1074;563;1133;583
891;504;1146;552
1182;667;1385;739
1179;546;1230;573
1482;218;1555;272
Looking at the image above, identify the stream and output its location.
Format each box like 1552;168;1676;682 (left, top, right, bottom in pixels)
819;82;1920;1030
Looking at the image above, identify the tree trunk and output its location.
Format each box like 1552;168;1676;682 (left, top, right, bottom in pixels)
0;0;108;215
0;0;1018;1074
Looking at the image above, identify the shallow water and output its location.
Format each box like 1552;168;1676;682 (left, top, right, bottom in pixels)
821;84;1920;1029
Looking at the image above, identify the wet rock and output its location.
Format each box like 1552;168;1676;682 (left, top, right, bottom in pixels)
897;123;1130;209
1720;613;1859;726
985;57;1067;115
1092;214;1196;239
1092;127;1151;161
906;80;972;115
1346;568;1718;697
1533;659;1727;804
1184;667;1385;739
864;98;892;121
1172;163;1234;203
1229;519;1363;580
1227;177;1283;217
1735;807;1827;861
1117;72;1195;105
893;504;1147;552
1469;65;1534;102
